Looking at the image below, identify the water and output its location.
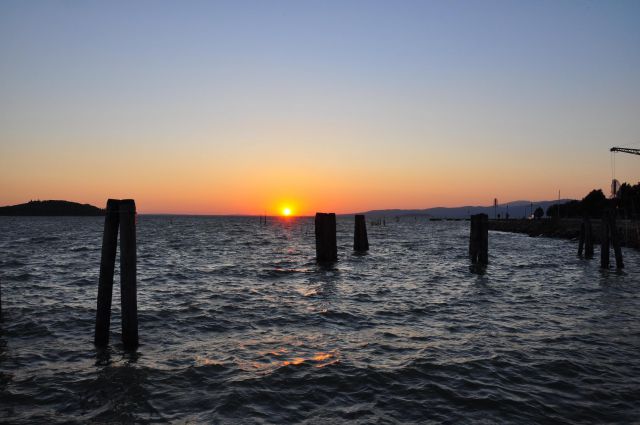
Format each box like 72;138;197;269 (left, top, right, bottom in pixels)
1;216;639;424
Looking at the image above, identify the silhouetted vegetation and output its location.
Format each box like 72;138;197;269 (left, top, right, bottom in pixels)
546;184;640;219
533;207;544;219
0;200;104;216
616;183;640;218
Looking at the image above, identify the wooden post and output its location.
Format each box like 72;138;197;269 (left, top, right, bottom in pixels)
315;213;337;262
119;199;138;349
584;218;594;259
354;214;369;252
469;213;488;265
469;215;478;262
609;211;624;269
578;221;585;257
479;213;489;265
600;211;610;269
94;199;120;347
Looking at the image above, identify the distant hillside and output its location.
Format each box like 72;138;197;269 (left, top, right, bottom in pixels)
357;199;573;219
0;200;104;216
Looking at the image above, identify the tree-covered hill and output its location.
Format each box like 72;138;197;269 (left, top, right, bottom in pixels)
0;200;104;216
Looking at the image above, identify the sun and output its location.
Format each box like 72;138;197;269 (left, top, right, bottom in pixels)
282;207;292;216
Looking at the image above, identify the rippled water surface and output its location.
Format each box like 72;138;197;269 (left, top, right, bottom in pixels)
1;216;639;423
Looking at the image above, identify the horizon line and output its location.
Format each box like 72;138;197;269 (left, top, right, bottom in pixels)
138;198;574;216
1;197;576;217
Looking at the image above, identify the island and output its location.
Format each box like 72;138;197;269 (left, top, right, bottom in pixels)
0;200;105;216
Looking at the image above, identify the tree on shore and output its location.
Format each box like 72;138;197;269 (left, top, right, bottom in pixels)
582;189;607;217
617;183;640;218
546;200;581;218
546;187;623;219
534;207;544;219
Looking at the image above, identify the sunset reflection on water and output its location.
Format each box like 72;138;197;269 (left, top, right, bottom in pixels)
195;347;339;374
280;350;339;368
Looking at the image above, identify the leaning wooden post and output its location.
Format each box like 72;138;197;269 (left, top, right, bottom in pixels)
315;213;337;262
584;218;594;259
600;211;610;269
609;211;624;269
354;214;369;252
119;199;138;349
94;199;120;346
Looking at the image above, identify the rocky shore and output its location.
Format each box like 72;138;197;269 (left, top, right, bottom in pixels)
488;218;640;250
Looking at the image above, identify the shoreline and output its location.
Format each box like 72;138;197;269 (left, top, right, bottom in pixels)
488;218;640;250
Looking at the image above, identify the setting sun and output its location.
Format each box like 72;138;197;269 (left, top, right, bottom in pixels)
282;207;292;216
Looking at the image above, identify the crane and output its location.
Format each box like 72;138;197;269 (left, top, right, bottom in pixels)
610;147;640;156
610;146;639;197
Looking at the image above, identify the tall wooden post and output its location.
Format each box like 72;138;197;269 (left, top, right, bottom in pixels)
94;199;120;346
469;215;478;262
315;213;337;262
119;199;138;349
354;214;369;252
609;211;624;269
479;214;488;264
94;198;138;349
584;218;594;259
469;213;488;265
601;211;610;269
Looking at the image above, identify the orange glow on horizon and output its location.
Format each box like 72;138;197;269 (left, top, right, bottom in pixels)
0;140;624;215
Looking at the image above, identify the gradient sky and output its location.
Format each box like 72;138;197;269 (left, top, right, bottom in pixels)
1;0;639;214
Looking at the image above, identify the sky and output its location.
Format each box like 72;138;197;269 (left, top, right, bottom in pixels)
1;0;639;215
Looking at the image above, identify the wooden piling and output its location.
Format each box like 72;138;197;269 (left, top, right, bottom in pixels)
469;213;488;265
578;221;585;257
354;214;369;252
94;199;120;347
609;211;624;269
600;211;610;269
469;215;478;262
119;199;138;349
584;218;594;259
479;214;488;265
315;212;337;262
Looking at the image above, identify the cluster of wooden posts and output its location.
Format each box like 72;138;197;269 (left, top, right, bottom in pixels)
89;209;371;348
86;207;625;350
314;213;369;262
473;211;625;269
0;202;628;344
578;212;624;269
